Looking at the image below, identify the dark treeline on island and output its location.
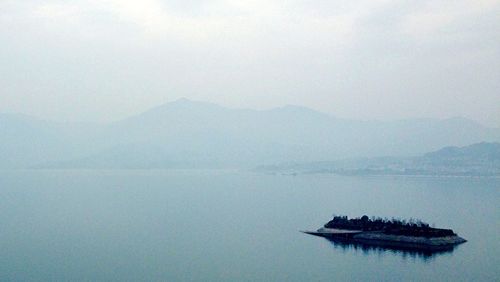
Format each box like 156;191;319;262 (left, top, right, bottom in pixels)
325;215;455;238
303;214;466;252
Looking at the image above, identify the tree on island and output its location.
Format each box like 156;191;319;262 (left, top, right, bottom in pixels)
324;215;454;237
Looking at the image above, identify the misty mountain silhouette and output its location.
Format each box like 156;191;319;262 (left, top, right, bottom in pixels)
1;98;499;168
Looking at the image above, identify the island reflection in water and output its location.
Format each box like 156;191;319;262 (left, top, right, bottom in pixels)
323;238;461;261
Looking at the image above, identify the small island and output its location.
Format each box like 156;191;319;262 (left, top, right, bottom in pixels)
303;215;466;251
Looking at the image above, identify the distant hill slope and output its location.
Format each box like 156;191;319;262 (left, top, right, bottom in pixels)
258;142;500;176
423;142;500;161
1;98;500;169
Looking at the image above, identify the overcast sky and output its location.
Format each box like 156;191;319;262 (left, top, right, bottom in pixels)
1;0;499;126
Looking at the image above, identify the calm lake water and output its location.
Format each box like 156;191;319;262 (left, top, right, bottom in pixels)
0;170;498;281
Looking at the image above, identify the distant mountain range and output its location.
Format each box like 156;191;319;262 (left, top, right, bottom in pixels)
1;98;499;169
257;142;500;176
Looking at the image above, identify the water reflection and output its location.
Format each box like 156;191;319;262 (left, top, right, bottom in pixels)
324;238;460;261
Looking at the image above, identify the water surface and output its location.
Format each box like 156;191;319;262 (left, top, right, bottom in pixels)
0;170;498;281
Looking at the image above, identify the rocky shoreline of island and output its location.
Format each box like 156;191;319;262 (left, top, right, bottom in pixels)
303;215;467;250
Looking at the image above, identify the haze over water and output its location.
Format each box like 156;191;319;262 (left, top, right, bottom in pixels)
1;1;499;281
1;169;498;281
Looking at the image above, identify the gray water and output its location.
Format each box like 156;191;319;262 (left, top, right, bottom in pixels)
0;170;498;281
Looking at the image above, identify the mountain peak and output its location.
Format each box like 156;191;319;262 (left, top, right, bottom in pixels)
171;97;192;104
123;98;227;122
152;98;224;111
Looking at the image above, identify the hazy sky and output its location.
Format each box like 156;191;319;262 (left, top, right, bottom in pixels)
1;0;499;126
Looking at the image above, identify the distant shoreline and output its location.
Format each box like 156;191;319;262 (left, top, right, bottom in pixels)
260;170;500;178
1;168;499;178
